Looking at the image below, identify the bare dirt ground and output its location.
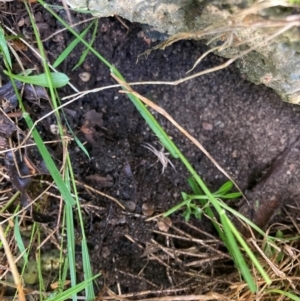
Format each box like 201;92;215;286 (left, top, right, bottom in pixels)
1;1;300;299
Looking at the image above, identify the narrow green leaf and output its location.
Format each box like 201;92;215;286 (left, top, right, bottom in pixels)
265;289;300;301
0;27;12;69
46;274;99;301
111;66;180;158
217;192;242;199
220;211;257;292
214;181;233;195
187;176;203;195
23;113;75;206
53;20;95;68
72;20;98;70
14;217;28;265
65;120;90;159
65;203;76;294
5;71;69;88
81;241;95;300
227;216;271;285
218;201;267;237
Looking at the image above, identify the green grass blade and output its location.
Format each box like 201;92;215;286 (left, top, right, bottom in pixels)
0;26;12;69
187;176;204;195
22;113;75;206
64;114;90;159
214;181;233;195
40;0;112;68
46;274;100;301
65;203;77;301
220;211;257;292
68;157;95;299
228;217;271;285
163;198;190;217
264;290;300;300
72;19;98;70
63;166;77;301
5;71;69;88
53;20;96;68
218;201;268;237
14;216;28;265
111;66;179;158
218;192;242;199
81;241;95;300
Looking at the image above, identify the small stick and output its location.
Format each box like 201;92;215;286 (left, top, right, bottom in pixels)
0;223;26;301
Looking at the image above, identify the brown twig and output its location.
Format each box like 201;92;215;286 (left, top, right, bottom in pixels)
0;223;26;301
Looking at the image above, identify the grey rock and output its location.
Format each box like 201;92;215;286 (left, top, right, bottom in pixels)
66;0;300;103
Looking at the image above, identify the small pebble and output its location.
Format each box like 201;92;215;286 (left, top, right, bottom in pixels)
142;203;154;216
202;122;213;131
157;217;172;232
52;33;64;43
124;201;136;212
50;124;59;135
101;246;111;258
79;72;91;82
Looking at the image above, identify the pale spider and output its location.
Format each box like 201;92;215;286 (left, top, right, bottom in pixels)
142;143;176;174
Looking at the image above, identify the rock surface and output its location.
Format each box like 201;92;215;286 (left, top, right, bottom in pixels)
66;0;300;103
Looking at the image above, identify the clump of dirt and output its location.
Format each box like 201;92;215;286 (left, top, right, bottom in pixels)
1;0;300;299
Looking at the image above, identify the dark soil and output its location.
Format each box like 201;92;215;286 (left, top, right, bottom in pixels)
1;1;300;299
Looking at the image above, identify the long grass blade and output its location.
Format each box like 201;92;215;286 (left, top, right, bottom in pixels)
53;20;96;68
72;19;98;70
46;274;99;301
0;26;12;68
220;211;257;292
6;71;69;88
23;113;75;206
264;289;300;301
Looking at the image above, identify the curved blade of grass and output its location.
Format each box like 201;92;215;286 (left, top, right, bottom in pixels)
72;19;98;70
14;216;28;266
226;214;271;285
219;201;268;237
0;26;12;69
46;274;100;301
67;156;95;300
5;71;69;88
23;113;75;206
188;176;204;195
220;210;256;292
46;4;99;14
65;203;76;294
111;67;179;158
265;289;300;300
218;192;241;199
214;181;233;195
53;19;96;68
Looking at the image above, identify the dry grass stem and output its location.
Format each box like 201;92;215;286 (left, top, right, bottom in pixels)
0;224;25;301
75;180;125;209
